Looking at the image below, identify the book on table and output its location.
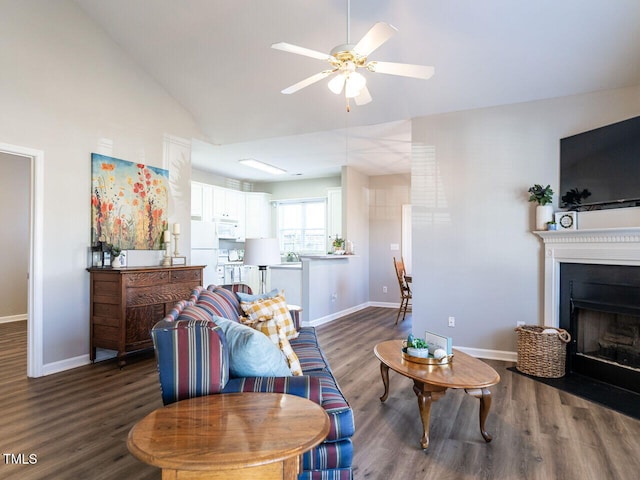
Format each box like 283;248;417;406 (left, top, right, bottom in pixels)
425;330;453;355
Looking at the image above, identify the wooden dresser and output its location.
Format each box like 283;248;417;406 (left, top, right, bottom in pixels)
88;265;204;365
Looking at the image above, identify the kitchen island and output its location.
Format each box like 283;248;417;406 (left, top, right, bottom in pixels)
270;255;366;326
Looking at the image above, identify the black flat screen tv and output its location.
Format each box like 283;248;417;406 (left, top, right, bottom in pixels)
559;115;640;210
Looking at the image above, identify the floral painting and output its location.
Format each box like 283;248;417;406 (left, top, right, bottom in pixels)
91;153;168;250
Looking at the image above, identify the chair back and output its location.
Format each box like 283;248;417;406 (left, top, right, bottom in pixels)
152;315;229;405
393;257;411;294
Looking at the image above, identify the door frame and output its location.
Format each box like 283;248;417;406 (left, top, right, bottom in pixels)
401;204;412;274
0;142;44;377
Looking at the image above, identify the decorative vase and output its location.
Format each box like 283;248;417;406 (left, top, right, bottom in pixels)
536;205;554;230
111;256;121;268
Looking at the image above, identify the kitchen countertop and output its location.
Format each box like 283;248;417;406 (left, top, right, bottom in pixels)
271;263;302;269
299;254;354;260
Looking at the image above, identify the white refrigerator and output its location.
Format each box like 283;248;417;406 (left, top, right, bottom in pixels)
190;220;220;288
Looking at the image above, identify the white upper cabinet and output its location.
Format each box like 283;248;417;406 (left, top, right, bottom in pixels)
191;182;214;221
245;192;272;239
191;182;203;219
191;182;270;240
212;186;243;221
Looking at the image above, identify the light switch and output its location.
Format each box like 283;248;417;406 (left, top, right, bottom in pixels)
390;243;400;251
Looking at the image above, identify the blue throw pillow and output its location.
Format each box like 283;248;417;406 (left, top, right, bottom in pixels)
212;316;292;378
236;288;279;303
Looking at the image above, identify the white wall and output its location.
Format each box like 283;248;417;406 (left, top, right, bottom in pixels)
0;152;29;318
257;176;342;201
368;174;411;304
411;85;640;357
0;1;203;370
342;166;370;307
302;257;367;324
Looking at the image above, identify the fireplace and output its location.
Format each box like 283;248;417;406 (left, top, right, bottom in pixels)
559;263;640;393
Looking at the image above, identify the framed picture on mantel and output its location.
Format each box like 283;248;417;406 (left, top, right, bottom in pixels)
555;211;577;230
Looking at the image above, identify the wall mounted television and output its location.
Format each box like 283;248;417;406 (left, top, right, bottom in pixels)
559;115;640;210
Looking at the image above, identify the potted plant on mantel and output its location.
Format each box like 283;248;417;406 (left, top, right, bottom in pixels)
528;184;554;230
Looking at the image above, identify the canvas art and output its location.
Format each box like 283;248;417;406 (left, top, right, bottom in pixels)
91;153;169;250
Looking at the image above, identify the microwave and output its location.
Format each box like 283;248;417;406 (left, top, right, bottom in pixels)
216;220;239;239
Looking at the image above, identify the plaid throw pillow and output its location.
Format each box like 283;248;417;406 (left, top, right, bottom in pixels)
250;318;302;376
240;294;298;340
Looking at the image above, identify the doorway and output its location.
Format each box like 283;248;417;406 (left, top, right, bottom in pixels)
0;142;44;377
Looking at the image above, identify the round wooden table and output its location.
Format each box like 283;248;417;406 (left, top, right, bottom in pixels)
127;393;330;479
374;339;500;449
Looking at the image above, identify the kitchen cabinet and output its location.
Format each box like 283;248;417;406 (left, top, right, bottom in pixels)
245;192;272;239
212;186;244;222
191;182;213;221
191;182;203;219
191;182;269;240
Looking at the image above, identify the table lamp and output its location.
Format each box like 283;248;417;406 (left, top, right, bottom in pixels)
243;238;281;294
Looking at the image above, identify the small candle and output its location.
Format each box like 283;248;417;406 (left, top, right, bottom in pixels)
163;230;171;242
172;223;180;235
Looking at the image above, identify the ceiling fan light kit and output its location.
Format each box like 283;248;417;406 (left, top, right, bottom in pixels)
271;0;434;111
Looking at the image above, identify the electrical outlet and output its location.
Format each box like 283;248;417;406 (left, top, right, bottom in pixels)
382;286;388;293
517;320;526;327
331;293;337;302
448;316;455;327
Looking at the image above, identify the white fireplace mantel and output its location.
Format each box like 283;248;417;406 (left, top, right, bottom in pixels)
534;227;640;328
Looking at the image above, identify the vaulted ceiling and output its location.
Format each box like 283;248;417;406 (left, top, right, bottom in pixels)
74;0;640;181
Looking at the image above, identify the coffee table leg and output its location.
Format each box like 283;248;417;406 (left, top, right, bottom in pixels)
465;388;493;442
379;362;390;402
413;382;433;449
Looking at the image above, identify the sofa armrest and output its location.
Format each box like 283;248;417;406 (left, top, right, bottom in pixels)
222;375;322;405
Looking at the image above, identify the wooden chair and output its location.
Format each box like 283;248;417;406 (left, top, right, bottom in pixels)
393;257;412;325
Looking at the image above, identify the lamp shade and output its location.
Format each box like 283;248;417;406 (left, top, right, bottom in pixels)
243;238;281;267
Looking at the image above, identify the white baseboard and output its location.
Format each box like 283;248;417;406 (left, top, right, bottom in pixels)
0;314;28;324
42;354;91;376
454;346;517;363
367;301;399;308
307;302;370;327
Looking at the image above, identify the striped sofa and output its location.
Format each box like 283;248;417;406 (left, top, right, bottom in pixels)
151;284;355;480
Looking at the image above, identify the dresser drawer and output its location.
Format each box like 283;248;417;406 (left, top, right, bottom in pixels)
170;268;202;283
123;270;170;287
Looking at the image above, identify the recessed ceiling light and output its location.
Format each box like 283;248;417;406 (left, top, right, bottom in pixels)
238;159;287;175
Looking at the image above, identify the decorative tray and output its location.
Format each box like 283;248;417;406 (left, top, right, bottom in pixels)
401;348;453;365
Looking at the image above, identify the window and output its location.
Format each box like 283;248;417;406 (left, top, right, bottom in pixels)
277;200;326;254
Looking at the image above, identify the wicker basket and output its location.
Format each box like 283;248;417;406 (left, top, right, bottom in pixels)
515;325;571;378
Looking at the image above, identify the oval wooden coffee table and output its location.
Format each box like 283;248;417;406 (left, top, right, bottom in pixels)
374;339;500;449
127;392;330;479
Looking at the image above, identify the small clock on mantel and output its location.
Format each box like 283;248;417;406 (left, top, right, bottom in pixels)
554;211;577;230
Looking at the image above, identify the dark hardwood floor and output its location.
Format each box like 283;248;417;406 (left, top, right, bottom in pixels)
1;309;639;479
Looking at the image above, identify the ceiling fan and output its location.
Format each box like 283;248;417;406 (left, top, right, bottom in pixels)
271;0;434;111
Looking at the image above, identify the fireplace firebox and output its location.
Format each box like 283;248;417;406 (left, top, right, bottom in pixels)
559;263;640;393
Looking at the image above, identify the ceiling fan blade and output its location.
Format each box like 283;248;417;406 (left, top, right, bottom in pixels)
354;86;372;106
271;42;333;61
353;22;397;57
281;70;334;94
368;61;435;79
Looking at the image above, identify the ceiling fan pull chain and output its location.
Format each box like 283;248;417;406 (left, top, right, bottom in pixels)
347;0;351;44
